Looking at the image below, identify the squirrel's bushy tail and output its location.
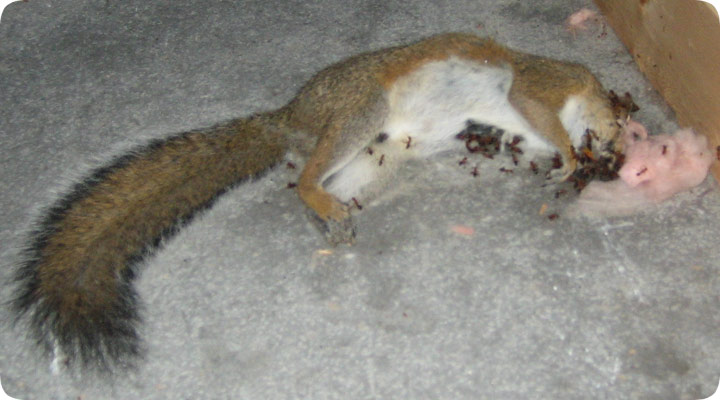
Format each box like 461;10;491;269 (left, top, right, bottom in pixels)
11;114;286;369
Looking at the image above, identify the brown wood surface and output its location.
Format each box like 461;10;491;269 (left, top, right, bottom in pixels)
595;0;720;181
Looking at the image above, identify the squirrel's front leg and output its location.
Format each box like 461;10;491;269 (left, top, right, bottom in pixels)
510;95;578;181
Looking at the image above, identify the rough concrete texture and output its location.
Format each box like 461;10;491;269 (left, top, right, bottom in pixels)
1;0;719;399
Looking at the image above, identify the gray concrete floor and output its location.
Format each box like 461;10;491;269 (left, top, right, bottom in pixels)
1;0;719;399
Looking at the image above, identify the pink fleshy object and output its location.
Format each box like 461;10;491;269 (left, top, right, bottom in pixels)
565;8;600;33
568;120;714;217
451;225;475;236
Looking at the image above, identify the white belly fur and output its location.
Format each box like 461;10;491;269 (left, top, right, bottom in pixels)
382;57;554;155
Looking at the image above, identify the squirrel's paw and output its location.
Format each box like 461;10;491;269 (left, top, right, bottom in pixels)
546;157;577;183
305;207;356;245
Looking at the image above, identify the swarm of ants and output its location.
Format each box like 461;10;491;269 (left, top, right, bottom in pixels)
455;122;503;159
455;121;627;220
455;120;625;186
564;129;625;192
564;90;638;192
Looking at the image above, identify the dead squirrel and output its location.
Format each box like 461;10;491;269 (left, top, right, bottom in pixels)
11;33;631;370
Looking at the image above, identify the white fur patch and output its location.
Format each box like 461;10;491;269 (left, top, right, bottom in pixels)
323;150;383;201
558;95;592;148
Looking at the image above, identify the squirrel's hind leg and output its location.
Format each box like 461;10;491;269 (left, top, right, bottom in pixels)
296;91;390;245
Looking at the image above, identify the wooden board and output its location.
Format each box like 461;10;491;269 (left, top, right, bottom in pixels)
594;0;720;181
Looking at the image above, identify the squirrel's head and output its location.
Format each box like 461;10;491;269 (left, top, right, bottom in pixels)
600;90;640;156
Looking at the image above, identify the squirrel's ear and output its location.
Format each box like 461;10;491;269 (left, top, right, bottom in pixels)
609;90;640;120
